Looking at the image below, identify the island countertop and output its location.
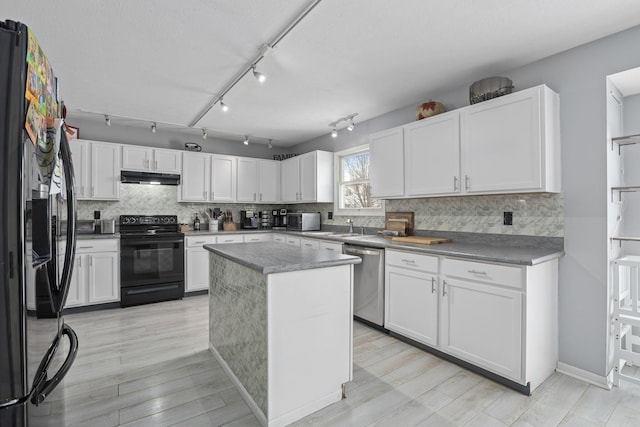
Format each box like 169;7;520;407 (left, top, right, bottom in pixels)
204;241;361;275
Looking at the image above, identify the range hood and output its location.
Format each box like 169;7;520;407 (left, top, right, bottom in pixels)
120;170;180;185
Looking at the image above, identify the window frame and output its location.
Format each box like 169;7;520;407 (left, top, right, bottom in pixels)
333;144;384;217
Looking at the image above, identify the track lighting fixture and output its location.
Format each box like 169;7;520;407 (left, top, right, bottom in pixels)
220;99;229;112
151;122;157;133
202;129;207;140
252;65;266;83
105;115;111;126
243;136;249;146
268;139;273;149
328;113;358;138
347;118;355;131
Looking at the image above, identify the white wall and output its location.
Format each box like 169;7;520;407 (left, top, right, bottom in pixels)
293;25;640;378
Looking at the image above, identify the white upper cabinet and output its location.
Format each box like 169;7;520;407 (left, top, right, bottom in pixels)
369;84;561;199
179;153;236;202
71;139;120;200
239;158;281;203
121;145;181;174
211;154;236;202
460;85;560;194
370;127;405;198
180;152;210;202
257;159;281;203
237;157;259;202
405;111;460;196
281;151;333;203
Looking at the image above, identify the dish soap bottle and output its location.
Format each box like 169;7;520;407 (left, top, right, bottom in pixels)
194;213;201;231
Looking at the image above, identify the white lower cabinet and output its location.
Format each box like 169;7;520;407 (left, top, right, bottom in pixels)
440;277;522;381
185;235;218;292
385;251;439;347
65;239;119;308
384;249;558;393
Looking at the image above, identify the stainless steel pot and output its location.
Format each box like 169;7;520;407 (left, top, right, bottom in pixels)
469;76;514;104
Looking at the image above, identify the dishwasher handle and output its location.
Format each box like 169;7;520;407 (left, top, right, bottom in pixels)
343;246;381;256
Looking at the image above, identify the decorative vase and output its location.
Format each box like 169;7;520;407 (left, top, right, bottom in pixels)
415;100;446;120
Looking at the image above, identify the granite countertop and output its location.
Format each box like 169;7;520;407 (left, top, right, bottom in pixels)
204;242;362;275
336;236;563;266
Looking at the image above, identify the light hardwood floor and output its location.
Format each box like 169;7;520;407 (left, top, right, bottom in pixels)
30;295;640;426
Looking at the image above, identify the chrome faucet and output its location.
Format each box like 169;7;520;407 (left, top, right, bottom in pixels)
347;218;354;233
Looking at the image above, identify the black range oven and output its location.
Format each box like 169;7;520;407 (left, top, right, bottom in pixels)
119;215;184;307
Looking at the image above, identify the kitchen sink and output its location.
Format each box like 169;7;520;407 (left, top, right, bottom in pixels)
301;231;334;236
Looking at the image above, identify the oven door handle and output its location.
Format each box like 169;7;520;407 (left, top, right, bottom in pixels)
121;237;184;246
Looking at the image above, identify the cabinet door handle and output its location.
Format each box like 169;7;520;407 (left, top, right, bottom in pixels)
89;255;93;267
431;277;436;293
253;193;256;201
465;175;470;191
259;193;262;201
453;176;458;191
91;186;95;197
154;160;158;170
468;269;488;275
442;279;447;297
401;259;416;265
78;257;82;268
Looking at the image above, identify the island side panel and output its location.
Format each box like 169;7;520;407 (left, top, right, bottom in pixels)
267;265;354;425
209;253;268;418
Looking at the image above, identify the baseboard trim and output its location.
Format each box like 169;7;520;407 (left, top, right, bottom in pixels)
556;362;612;390
209;343;268;427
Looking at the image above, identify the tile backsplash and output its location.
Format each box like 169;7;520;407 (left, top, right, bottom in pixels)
78;185;563;237
77;184;279;226
294;192;564;237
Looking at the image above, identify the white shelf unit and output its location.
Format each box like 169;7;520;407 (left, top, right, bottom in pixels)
610;134;640;244
612;256;640;387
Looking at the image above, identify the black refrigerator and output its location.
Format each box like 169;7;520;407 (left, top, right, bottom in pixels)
0;20;79;426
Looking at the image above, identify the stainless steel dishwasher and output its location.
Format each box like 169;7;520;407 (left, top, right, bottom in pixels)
343;244;385;327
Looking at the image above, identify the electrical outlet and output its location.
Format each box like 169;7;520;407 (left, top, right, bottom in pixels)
503;211;513;226
328;211;333;220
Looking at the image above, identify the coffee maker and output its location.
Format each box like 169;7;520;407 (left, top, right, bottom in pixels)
240;210;258;229
272;208;287;229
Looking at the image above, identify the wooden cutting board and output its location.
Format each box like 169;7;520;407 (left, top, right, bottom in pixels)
385;212;414;236
391;236;451;245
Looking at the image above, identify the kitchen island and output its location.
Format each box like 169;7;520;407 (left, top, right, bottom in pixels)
204;242;361;427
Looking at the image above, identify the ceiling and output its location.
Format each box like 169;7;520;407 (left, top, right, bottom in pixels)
5;1;640;147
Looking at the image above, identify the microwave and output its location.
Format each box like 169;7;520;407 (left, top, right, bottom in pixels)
286;212;321;231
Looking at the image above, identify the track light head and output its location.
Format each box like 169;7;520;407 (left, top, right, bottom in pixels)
151;122;157;133
202;129;207;140
331;128;338;138
243;136;249;146
268;139;273;149
220;99;229;112
347;118;355;131
105;115;111;126
252;65;266;83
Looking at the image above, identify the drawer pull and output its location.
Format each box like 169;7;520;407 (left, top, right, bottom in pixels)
304;243;313;247
468;269;488;275
77;246;93;249
325;248;335;251
194;241;206;244
401;259;416;264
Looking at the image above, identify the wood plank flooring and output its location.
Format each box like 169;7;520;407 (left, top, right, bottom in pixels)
28;295;640;426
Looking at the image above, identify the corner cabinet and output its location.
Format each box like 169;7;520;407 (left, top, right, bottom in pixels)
281;151;333;203
70;139;120;200
370;84;561;199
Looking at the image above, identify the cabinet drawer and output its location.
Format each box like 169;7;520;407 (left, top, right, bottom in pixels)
186;235;218;247
216;235;244;244
244;234;271;243
443;258;523;289
75;239;118;253
386;250;438;273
